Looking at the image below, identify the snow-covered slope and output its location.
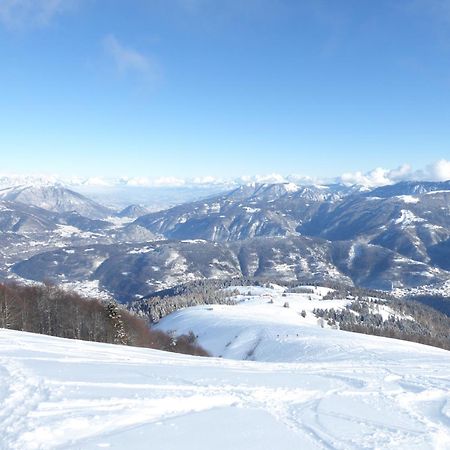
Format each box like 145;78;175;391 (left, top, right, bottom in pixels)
118;204;149;218
2;316;450;448
0;185;113;219
153;286;406;361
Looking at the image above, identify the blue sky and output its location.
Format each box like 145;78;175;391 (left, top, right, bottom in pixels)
1;0;450;183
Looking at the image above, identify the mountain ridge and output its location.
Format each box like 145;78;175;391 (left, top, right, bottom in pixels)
1;179;449;301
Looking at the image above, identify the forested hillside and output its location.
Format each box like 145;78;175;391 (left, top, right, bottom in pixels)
0;282;208;356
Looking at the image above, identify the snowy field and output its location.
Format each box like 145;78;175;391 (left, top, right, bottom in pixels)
2;294;450;450
155;286;404;361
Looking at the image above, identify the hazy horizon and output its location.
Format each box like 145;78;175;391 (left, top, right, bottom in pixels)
0;157;449;190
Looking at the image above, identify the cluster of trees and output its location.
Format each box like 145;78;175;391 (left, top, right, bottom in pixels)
132;277;337;323
131;277;400;324
132;276;327;323
322;288;395;301
285;287;314;294
280;279;395;301
131;280;239;323
0;282;209;356
313;298;450;350
238;277;396;301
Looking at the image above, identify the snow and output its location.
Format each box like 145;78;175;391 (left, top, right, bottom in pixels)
207;202;221;213
393;279;450;298
394;209;426;226
272;262;296;274
55;225;102;240
348;243;357;267
103;216;134;227
155;288;359;360
242;206;261;213
395;195;420;203
283;182;299;193
59;280;113;301
0;204;14;212
368;302;414;321
128;246;154;254
180;239;207;244
425;190;450;195
2;319;450;449
223;284;289;296
55;225;80;237
1;286;449;450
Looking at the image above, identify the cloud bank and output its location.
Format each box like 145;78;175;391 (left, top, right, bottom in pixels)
340;159;450;187
1;159;449;190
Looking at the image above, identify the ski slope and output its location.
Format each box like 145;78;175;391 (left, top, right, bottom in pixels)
155;286;405;362
1;319;450;449
2;287;450;449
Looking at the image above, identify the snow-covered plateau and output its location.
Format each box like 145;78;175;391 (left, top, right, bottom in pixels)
2;287;450;449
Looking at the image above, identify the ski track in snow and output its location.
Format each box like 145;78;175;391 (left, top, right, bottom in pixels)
1;328;450;449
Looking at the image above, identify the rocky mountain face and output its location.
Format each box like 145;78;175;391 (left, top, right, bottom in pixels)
367;180;450;197
13;235;447;302
2;180;450;301
0;187;158;279
300;190;450;267
134;183;349;242
135;180;450;267
0;201;58;233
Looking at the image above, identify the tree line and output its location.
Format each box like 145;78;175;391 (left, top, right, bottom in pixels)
130;277;450;351
0;282;209;356
313;297;450;351
131;277;397;323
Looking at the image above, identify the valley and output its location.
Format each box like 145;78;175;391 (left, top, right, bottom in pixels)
1;180;449;302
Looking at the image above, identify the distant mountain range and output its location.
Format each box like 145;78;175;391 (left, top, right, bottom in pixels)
0;185;113;219
1;180;449;301
0;176;235;211
135;180;450;268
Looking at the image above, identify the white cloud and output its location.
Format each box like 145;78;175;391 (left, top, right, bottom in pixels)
388;164;413;181
191;176;226;185
287;174;316;184
0;0;77;29
1;159;449;191
118;173;295;188
253;173;287;184
340;167;395;187
421;159;450;181
152;177;186;187
118;176;186;187
339;164;414;187
339;160;450;187
82;177;113;187
124;177;152;187
102;34;160;81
